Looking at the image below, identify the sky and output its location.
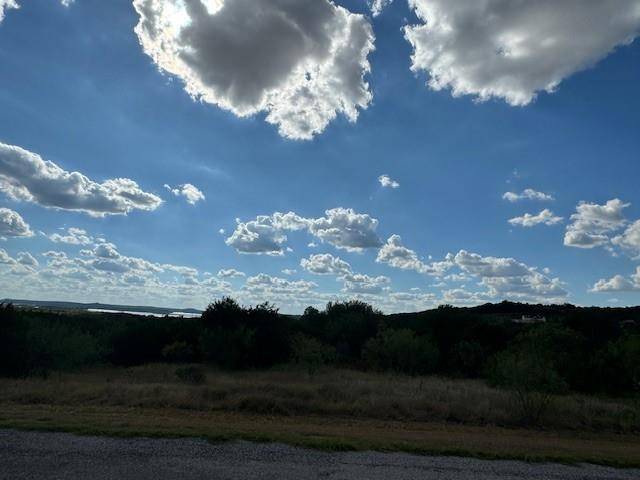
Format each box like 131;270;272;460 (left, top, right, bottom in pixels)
0;0;639;313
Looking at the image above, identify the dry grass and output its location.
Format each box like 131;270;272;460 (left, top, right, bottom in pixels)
0;364;638;432
2;404;640;467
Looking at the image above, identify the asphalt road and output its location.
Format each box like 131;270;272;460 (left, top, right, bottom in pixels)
1;429;638;480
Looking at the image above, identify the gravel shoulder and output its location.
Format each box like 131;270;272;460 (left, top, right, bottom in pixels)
1;429;639;480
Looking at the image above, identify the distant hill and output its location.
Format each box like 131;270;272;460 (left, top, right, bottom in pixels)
387;300;640;325
0;299;202;316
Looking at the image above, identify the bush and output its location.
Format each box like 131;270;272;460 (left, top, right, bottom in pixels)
162;341;196;363
488;349;568;425
593;334;640;394
450;340;485;377
201;326;255;369
200;298;291;369
362;329;439;375
290;333;336;375
175;366;206;385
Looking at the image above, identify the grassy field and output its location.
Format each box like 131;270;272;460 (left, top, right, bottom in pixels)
1;365;639;467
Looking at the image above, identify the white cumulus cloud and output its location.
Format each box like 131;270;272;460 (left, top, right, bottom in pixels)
612;220;640;259
503;189;554;203
564;199;629;249
0;142;162;217
405;0;640;105
133;0;375;140
0;207;33;238
591;268;640;292
300;253;352;276
369;0;392;17
226;208;381;255
378;174;400;189
509;209;563;227
164;183;205;205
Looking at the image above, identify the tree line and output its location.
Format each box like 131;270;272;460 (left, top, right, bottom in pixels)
1;299;639;399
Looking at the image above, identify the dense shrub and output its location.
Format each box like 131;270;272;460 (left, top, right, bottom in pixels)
362;329;439;375
299;300;382;361
200;298;290;369
162;341;196;363
593;334;640;394
290;333;336;375
175;366;206;385
488;348;568;425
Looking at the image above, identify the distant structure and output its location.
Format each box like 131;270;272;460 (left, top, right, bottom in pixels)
513;315;546;325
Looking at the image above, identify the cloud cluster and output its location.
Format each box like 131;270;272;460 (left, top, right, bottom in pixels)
217;268;245;279
376;235;452;276
509;209;563;228
341;273;390;295
453;250;566;301
164;183;205;205
378;174;399;189
564;199;629;249
300;253;352;276
0;142;162;217
0;207;33;238
46;227;93;245
503;189;554;203
591;268;640;293
133;0;375;140
226;208;382;255
404;0;640;106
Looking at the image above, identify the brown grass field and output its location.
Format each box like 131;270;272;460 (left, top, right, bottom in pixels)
1;365;639;467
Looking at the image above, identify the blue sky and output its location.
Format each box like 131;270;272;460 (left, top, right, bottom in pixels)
0;0;639;313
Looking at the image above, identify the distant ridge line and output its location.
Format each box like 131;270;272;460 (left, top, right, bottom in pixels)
0;299;202;316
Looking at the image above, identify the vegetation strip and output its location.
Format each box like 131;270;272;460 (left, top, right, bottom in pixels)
1;404;639;468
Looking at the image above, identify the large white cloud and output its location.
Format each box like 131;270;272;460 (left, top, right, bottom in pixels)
308;208;382;252
564;199;629;249
0;207;33;238
133;0;375;140
225;212;309;256
0;142;162;217
404;0;640;105
509;209;563;228
226;208;381;255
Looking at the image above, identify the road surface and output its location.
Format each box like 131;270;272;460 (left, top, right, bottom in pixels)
1;429;638;480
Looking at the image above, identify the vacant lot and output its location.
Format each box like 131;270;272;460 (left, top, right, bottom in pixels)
1;365;639;466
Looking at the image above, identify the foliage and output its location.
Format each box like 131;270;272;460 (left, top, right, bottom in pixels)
162;341;196;363
1;298;640;400
362;329;439;375
290;333;336;375
175;365;206;385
